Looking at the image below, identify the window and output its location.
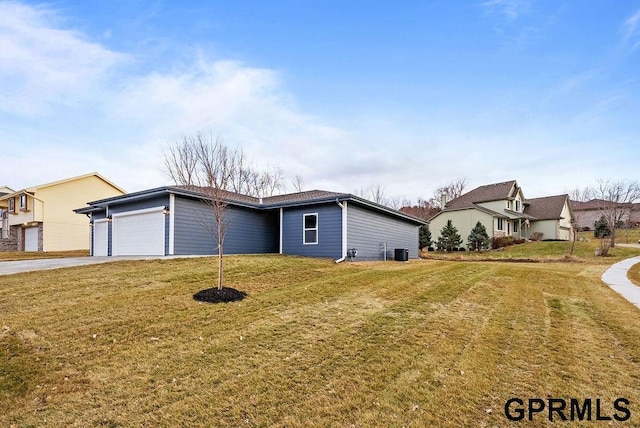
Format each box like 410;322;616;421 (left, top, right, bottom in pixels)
497;218;504;230
8;197;15;213
513;221;519;233
507;200;512;210
19;194;27;211
303;213;318;244
515;200;520;212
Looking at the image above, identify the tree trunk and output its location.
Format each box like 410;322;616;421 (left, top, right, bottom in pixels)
218;243;223;290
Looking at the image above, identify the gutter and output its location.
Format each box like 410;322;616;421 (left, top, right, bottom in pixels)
334;199;347;263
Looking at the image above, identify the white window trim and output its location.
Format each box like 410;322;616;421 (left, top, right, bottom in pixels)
303;213;318;245
19;194;27;211
497;218;504;231
92;218;109;256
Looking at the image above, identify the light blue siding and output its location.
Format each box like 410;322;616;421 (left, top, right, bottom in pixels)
282;203;342;258
347;203;420;261
173;197;278;255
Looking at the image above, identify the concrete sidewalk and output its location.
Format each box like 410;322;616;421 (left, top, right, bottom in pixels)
601;256;640;308
0;255;206;276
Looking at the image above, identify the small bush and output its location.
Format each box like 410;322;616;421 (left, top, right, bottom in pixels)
530;232;544;241
491;235;516;249
514;238;526;244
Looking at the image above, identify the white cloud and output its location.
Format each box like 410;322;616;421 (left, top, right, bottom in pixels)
0;1;128;115
481;0;531;21
621;8;640;51
0;2;355;195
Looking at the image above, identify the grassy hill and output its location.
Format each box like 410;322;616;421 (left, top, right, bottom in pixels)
2;245;640;426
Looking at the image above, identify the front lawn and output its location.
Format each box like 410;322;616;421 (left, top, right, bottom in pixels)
2;254;640;426
628;262;640;287
0;250;89;261
421;231;640;263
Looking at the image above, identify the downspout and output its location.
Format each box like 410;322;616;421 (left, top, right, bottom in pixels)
168;194;175;255
334;199;347;263
279;207;283;254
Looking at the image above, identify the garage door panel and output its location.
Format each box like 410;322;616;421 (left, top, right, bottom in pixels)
93;221;108;256
24;227;38;251
113;209;165;256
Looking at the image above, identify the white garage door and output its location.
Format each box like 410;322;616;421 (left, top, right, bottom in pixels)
112;207;165;256
93;220;109;256
24;227;39;251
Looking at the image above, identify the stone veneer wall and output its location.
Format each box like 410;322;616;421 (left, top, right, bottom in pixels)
0;226;19;251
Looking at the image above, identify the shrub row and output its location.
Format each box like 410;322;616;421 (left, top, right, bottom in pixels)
491;236;527;249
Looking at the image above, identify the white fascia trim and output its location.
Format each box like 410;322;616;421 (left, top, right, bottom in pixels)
111;206;165;218
169;194;175;255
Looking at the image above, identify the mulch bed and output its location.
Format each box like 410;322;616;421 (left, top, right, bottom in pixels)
193;287;247;304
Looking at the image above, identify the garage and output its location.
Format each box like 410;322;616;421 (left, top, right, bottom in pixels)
112;207;166;256
93;219;109;256
24;226;39;251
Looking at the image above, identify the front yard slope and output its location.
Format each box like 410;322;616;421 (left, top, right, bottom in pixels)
2;255;640;426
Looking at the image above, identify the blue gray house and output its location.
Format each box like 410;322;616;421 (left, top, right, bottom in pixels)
75;187;424;261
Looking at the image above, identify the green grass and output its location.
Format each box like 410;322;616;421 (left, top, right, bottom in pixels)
2;251;640;426
628;262;640;287
422;230;640;263
0;250;89;261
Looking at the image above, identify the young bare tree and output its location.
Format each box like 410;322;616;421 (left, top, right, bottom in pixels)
355;184;389;206
165;132;284;290
568;187;593;256
291;175;305;192
589;179;640;251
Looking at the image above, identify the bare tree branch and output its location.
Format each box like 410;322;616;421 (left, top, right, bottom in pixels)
164;132;286;289
588;179;640;251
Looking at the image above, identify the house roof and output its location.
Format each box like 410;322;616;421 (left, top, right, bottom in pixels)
0;172;125;200
444;180;520;209
524;194;570;220
0;186;14;197
76;186;425;225
571;199;635;211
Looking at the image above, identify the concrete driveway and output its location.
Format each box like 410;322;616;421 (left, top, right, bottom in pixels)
0;255;205;276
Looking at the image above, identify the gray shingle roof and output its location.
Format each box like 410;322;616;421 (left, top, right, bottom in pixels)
524;194;569;220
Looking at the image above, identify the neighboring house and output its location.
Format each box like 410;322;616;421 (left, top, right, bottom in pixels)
428;180;574;249
571;199;640;231
75;186;425;261
0;173;126;252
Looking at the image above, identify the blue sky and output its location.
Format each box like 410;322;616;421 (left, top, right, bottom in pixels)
1;0;639;203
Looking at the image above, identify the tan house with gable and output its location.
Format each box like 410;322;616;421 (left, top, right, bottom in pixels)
428;180;574;249
0;173;125;252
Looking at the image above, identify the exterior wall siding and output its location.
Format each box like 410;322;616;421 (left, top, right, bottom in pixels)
173;197;278;255
282;203;342;259
529;220;558;241
38;175;125;251
429;209;495;249
347;204;420;260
